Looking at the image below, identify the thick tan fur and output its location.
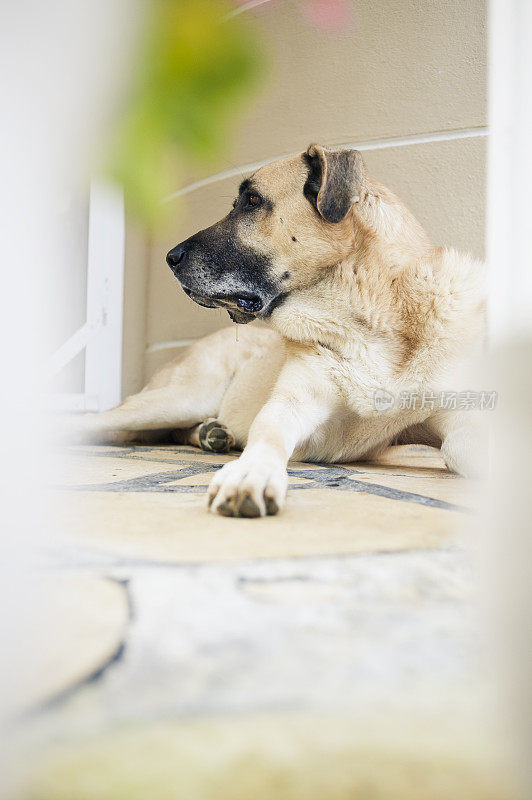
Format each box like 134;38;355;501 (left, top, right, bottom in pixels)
76;145;486;516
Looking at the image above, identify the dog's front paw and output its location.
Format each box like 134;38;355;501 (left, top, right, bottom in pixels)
207;447;287;517
441;425;487;478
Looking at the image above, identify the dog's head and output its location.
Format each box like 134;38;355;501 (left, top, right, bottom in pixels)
166;144;367;323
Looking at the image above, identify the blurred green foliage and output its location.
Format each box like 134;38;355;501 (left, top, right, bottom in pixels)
109;0;264;226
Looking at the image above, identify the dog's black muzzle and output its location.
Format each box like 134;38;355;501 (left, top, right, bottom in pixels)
166;226;279;323
166;244;187;272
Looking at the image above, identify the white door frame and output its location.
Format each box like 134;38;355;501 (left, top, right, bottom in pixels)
46;180;125;412
487;0;532;342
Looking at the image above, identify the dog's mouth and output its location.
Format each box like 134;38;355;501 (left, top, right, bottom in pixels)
181;286;265;323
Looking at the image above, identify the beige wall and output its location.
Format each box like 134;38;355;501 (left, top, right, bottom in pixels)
122;0;487;395
121;219;150;399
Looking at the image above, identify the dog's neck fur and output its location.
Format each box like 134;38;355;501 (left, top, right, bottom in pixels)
356;179;432;267
270;183;484;379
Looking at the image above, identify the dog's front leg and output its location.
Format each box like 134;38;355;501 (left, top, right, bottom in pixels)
424;409;487;478
208;370;330;517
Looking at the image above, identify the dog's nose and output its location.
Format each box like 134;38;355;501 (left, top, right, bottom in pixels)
166;244;187;271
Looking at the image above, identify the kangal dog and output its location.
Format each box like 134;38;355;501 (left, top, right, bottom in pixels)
77;144;486;516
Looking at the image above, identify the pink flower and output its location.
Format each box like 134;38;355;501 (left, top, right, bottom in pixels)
304;0;352;32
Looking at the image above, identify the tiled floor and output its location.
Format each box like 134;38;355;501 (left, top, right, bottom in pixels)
53;443;469;562
17;445;509;799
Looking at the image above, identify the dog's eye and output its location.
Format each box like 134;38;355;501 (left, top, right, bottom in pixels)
247;193;262;208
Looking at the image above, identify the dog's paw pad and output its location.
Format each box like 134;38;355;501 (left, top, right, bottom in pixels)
217;499;236;516
198;420;235;453
265;496;279;516
238;496;262;518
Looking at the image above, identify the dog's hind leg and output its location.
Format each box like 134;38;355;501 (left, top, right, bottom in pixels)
62;333;238;444
63;383;219;444
181;419;236;453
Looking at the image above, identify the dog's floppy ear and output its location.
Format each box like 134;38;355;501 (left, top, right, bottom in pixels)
304;143;365;223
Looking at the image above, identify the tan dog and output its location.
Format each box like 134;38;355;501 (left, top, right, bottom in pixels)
79;144;486;516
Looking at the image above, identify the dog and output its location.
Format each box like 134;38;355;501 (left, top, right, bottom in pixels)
77;143;486;517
